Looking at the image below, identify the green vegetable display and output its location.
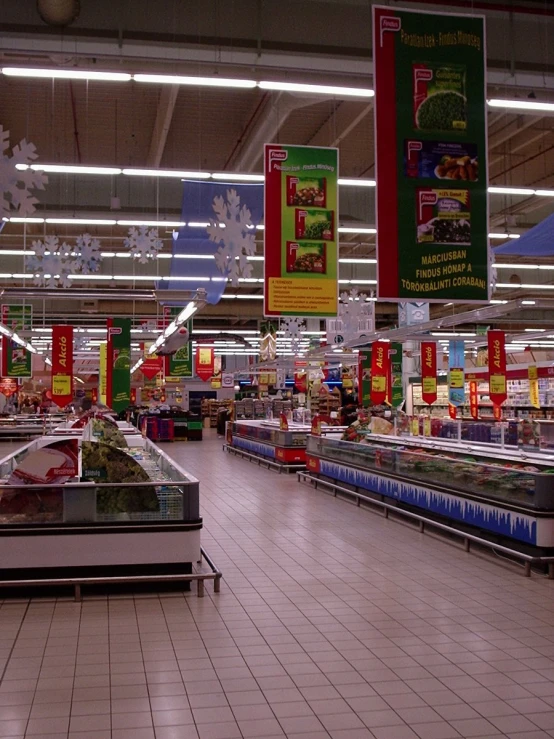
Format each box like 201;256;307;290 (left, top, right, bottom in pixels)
305;219;332;239
90;418;128;449
416;91;467;132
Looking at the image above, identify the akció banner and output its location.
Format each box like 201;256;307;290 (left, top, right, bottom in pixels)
528;365;540;409
421;341;437;404
108;318;131;413
370;341;390;404
99;342;107;406
264;144;339;317
51;326;73;408
448;339;465;406
195;346;214;382
469;380;478;420
487;329;507;405
389;342;404;407
373;6;488;302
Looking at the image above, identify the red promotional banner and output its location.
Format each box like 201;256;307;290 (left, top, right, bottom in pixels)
469;380;478;420
0;378;17;397
493;403;502;421
487;330;507;405
51;326;73;408
195;346;214;382
141;355;163;380
370;341;389;404
294;371;307;393
449;403;457;420
421;342;437;405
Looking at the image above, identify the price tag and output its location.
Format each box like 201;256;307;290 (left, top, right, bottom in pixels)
52;375;71;396
411;418;419;436
449;369;464;388
372;376;386;393
423;417;431;437
489;375;506;395
422;377;436;394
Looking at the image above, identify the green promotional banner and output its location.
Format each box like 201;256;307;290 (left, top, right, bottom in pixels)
168;320;193;378
373;6;488;302
390;342;404;408
5;339;32;377
359;348;372;408
264;144;338;317
111;318;131;413
2;304;32;331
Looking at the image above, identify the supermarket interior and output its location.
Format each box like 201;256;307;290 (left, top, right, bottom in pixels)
1;1;554;738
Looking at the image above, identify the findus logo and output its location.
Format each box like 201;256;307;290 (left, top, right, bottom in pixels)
380;15;401;46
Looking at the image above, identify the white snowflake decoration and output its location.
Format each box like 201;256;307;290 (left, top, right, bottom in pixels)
489;250;497;292
74;233;101;274
339;288;374;336
281;316;305;355
207;189;256;286
0;125;48;218
124;226;163;263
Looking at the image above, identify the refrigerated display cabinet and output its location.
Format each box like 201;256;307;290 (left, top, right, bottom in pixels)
227;419;310;466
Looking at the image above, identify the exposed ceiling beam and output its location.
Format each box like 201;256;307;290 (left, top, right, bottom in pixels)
307;100;373;148
146;84;179;168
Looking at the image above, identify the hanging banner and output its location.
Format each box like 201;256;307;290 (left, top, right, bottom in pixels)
421;341;437;405
487;329;507;405
359;348;372;408
2;339;32;378
529;365;540;409
370;341;390;405
0;378;17;397
449;403;457;419
390;342;403;407
448;340;465;406
493;403;502;421
195;346;214;382
264;144;339;317
110;318;131;413
51;326;73;408
373;6;488;302
469;380;478;420
2;304;32;331
163;312;193;378
99;342;107;406
141;343;163;381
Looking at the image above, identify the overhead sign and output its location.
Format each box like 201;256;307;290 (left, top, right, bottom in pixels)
195;346;214;382
110;318;131;413
448;339;465;406
421;341;437;405
264;144;339;317
2;304;32;331
52;326;73;408
370;341;390;405
373;5;488;302
487;329;507;405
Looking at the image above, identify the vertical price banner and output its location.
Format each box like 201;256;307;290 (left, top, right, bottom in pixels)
264;144;339;317
421;341;437;404
528;365;540;409
370;341;390;404
1;339;32;378
469;380;478;420
359;348;372;408
195;346;214;382
51;326;73;408
487;330;507;405
448;340;465;406
373;5;488;302
99;342;107;406
109;318;131;413
390;342;404;407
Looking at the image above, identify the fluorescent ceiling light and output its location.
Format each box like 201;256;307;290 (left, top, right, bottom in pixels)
211;173;265;182
488;186;535;196
338;279;377;284
117;220;185;227
495;263;541;269
535;189;554;197
338;178;376;187
134;73;256;88
338;227;376;234
259;80;373;97
488;98;554;113
122;168;210;179
17;164;122;175
221;294;263;300
8;217;45;223
0;249;34;256
2;67;131;82
186;222;209;228
177;302;198;323
45;218;117;225
173;254;213;260
522;300;537;304
489;232;520;239
497;283;554;289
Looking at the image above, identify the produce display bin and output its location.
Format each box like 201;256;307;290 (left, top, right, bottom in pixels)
305;433;554;551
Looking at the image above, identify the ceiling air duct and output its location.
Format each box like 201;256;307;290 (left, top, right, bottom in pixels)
37;0;80;26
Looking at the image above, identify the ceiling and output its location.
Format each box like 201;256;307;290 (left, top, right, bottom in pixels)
1;0;554;373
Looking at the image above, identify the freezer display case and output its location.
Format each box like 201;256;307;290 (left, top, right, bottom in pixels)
228;419;309;465
0;414;66;439
306;434;554;549
0;433;201;580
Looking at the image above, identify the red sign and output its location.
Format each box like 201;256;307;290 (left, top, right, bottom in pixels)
130;388;137;404
311;415;322;436
294;371;307;393
51;326;73;408
0;378;17;397
279;412;289;431
469;380;479;420
421;341;437;405
448;403;457;420
140;355;162;380
493;403;502;421
195;346;214;382
91;387;98;404
487;330;507;405
370;341;389;404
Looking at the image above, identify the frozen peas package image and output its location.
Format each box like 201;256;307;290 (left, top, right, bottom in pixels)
294;209;334;241
416;188;471;245
413;63;467;132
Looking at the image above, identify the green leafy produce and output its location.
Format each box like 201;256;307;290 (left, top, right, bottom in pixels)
81;442;159;514
305;219;332;239
416;92;466;131
91;418;128;448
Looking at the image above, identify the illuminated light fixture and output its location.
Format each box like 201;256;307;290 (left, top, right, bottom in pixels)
488;232;520;239
488;98;554;113
186;222;210;228
338;279;377;284
221;294;263;300
338;227;376;234
134;73;256;88
211;172;265;182
535;189;554;197
247;255;264;261
497;283;554;289
2;67;131;82
524;328;545;331
160;276;210;282
8;217;45;223
131;358;144;373
338;178;376;187
522;300;537;305
122;168;210;179
173;254;213;260
69;274;114;280
495;263;543;269
117;219;185;227
338;257;376;264
489;299;508;304
431;332;476;337
45;218;117;225
0;249;35;256
17;163;122;175
115;252;132;258
259;80;373;97
488;186;535;196
44;356;52;366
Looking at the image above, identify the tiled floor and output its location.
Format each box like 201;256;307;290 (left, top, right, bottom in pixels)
1;432;554;739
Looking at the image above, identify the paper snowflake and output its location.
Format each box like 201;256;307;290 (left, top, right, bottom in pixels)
74;233;101;274
281;316;305;355
124;226;163;263
27;235;74;288
207;189;256;286
339;288;374;336
0;125;48;218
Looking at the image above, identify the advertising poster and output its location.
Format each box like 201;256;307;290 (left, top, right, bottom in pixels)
373;6;488;302
370;341;390;404
2;339;32;378
421;341;437;404
0;378;17;397
390;342;404;407
448;339;465;405
469;380;478;419
264;144;338;317
529;365;540;409
164;310;193;379
140;346;163;381
487;329;507;405
2;304;32;331
195;346;214;382
99;342;107;406
52;326;73;408
110;318;131;413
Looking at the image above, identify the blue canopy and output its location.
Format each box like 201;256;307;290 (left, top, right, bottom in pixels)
494;212;554;256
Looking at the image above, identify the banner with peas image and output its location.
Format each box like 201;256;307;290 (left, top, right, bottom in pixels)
373;6;488;302
109;318;131;413
264;144;338;317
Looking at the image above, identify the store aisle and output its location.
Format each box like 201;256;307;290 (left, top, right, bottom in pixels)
1;433;554;739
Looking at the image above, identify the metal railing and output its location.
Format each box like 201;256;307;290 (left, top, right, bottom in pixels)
0;547;222;601
223;443;305;474
298;470;554;579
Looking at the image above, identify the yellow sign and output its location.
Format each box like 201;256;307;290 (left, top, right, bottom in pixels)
411;417;419;436
529;365;540;409
423;417;431;437
371;376;386;393
489;375;506;395
52;375;71;397
449;369;464;388
211;377;222;389
268;277;337;316
422;377;437;394
99;342;107;405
